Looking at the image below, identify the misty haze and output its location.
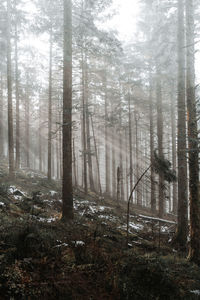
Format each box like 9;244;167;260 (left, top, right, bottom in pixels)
0;0;200;299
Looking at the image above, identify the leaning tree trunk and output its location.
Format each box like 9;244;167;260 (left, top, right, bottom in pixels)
62;0;73;221
186;0;200;264
7;0;14;178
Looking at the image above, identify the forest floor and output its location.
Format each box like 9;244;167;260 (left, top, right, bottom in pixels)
0;161;200;299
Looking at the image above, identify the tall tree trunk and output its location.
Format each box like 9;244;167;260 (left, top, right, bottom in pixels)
39;97;42;172
104;72;110;197
85;60;95;191
73;137;77;186
125;128;129;201
7;0;14;177
0;74;4;157
170;90;177;214
186;0;200;264
117;166;121;204
135;113;142;206
48;25;53;180
149;71;156;212
25;81;30;168
81;52;87;194
119;108;124;201
156;67;164;218
15;0;20;169
112;126;116;199
59;108;62;179
90;115;102;196
62;0;73;221
175;0;188;249
128;89;133;197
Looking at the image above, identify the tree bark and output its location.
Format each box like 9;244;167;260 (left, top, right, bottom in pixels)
104;72;110;196
186;0;200;264
48;25;53;180
62;0;73;221
90;115;102;196
85;59;95;191
170;89;177;214
128;89;133;200
15;0;20;169
149;71;156;212
39;97;42;172
156;66;164;218
81;52;87;194
175;0;188;249
25;80;30;169
7;0;14;178
0;74;4;157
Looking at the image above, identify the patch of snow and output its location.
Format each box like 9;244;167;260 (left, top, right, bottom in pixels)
73;241;85;246
98;215;117;222
129;222;144;231
132;241;142;245
8;186;26;198
98;215;111;220
161;226;169;233
49;191;57;196
54;243;69;248
38;216;57;223
89;205;96;213
79;200;90;204
13;195;23;201
8;186;17;194
98;206;112;212
0;202;5;207
33;205;41;210
43;199;53;203
190;290;200;295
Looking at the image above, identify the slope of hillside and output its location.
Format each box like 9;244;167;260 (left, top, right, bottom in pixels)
0;164;200;299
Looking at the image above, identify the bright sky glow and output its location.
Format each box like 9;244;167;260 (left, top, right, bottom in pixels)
108;0;140;41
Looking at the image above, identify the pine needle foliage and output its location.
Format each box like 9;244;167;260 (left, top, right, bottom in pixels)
153;151;177;183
